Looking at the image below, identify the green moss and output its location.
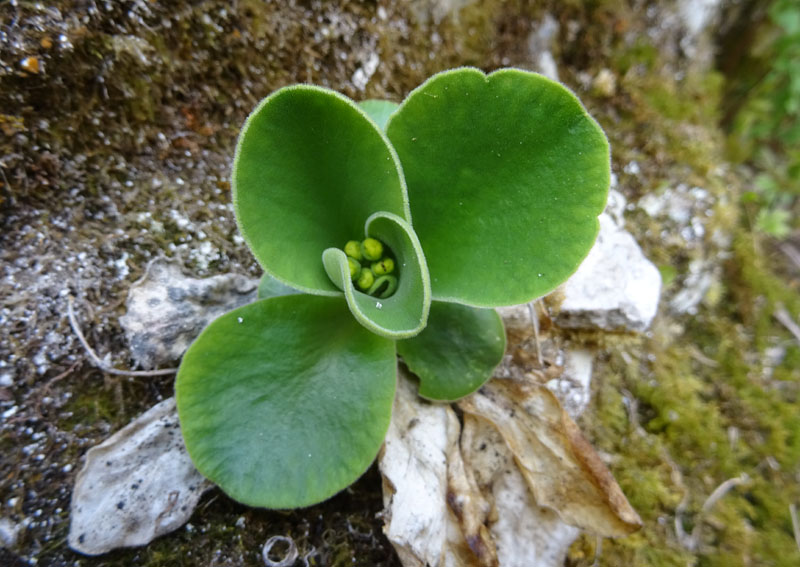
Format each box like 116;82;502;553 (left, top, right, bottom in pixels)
568;227;800;566
558;6;800;563
612;38;660;74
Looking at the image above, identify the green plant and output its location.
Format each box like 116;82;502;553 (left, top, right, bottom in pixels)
175;68;610;508
727;0;800;237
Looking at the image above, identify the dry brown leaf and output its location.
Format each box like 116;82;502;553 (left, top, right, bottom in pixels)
445;409;498;567
381;372;612;567
460;414;582;566
458;379;642;537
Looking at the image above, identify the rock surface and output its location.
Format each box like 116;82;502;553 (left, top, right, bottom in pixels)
68;398;212;556
637;183;726;315
70;258;263;555
553;213;662;332
119;259;258;369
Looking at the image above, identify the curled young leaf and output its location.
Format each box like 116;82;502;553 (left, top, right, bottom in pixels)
323;211;431;339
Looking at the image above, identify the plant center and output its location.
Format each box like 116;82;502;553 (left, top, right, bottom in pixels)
342;237;398;298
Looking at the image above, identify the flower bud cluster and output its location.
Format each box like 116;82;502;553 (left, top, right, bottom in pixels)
343;238;398;298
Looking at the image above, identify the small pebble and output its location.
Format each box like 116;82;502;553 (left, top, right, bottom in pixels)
20;56;40;74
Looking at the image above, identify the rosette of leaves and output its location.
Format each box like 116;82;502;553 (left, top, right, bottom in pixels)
176;68;609;508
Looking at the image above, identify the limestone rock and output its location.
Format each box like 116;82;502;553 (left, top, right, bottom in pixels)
669;258;716;315
380;373;453;567
553;214;661;332
545;348;593;420
68;398;212;555
635;183;724;315
119;259;258;368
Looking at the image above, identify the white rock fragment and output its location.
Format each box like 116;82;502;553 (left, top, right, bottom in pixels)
527;14;560;81
638;184;712;238
554;214;661;332
669;258;716;315
677;0;721;57
110;35;154;66
2;406;18;419
380;373;452;567
68;398;212;555
605;188;626;228
679;0;720;38
0;517;21;548
0;372;13;387
119;259;258;368
352;52;380;91
546;348;593;419
592;68;616;97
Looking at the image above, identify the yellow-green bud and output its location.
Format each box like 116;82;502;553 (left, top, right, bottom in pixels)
347;257;361;280
372;257;394;276
361;238;383;261
356;268;375;291
344;240;362;261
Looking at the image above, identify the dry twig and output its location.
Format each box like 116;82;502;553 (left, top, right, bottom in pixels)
687;345;719;368
774;305;800;345
67;295;177;377
678;474;750;551
779;243;800;271
527;300;543;367
790;503;800;553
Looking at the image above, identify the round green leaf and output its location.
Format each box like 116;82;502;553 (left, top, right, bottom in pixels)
176;294;397;508
233;85;410;295
386;67;610;307
322;211;431;339
358;100;399;131
397;301;506;402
